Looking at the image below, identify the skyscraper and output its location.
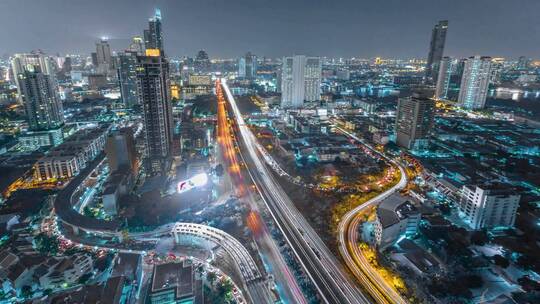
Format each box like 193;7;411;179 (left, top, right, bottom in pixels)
144;9;164;54
17;65;64;131
106;128;138;175
281;55;321;108
458;56;492;110
395;92;434;150
425;20;448;83
435;56;457;100
194;50;210;73
117;51;139;108
95;39;113;74
238;52;257;79
11;52;56;102
136;50;173;175
129;36;145;55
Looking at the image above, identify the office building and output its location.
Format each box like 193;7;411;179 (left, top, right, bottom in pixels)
129;36;145;54
490;57;505;85
281;55;321;108
188;74;212;86
18;128;63;151
33;126;108;181
117;51;139;107
395;92;435;150
194;50;210;73
95;39;113;74
11;52;56;102
458;56;492;110
144;9;164;53
17;67;64;131
374;194;420;250
136;50;173;175
425;20;448;82
435;56;458;100
149;261;203;304
238;52;257;79
516;56;531;70
459;184;520;230
105;128;138;175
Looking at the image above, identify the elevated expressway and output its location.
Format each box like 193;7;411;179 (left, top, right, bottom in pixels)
335;125;408;304
221;79;370;304
52;152;272;303
173;223;272;304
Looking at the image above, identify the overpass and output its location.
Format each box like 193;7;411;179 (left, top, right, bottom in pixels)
173;223;273;304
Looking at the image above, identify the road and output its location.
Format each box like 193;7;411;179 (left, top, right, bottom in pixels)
335;125;408;304
221;79;370;304
216;82;306;304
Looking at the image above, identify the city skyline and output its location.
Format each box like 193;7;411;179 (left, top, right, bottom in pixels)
0;2;539;304
1;0;539;58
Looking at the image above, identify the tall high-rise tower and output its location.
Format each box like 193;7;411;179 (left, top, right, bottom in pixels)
426;20;448;83
281;55;321;108
458;56;492;110
238;52;257;79
129;36;145;55
144;9;164;54
395;92;435;150
17;65;64;131
95;39;113;74
136;50;173;175
435;57;456;100
11;52;56;102
106;128;138;175
194;50;210;73
117;51;139;108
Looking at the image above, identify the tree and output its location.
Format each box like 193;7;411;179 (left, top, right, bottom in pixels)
34;233;59;255
518;276;540;292
207;272;217;285
460;274;483;289
493;255;510;268
470;231;488;245
21;285;32;299
78;273;92;284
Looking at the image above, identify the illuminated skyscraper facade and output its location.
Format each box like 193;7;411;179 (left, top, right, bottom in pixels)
18;66;64;131
281;55;321;108
238;52;257;79
426;20;448;83
395;93;434;150
144;9;164;54
117;51;139;108
458;56;492;110
136;51;173;175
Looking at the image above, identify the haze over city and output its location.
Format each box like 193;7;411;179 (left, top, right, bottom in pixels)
0;1;539;304
1;0;540;57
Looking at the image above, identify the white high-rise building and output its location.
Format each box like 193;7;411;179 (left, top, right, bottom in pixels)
435;57;457;100
458;56;491;110
11;52;56;102
459;185;520;230
281;55;321;108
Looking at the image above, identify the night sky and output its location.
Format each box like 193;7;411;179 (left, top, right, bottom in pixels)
1;0;539;59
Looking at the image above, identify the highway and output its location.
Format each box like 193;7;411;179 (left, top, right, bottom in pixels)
215;82;307;304
335;125;408;304
172;223;271;304
220;79;371;304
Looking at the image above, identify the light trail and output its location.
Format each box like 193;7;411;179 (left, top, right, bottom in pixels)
335;124;409;304
215;81;306;304
221;79;370;304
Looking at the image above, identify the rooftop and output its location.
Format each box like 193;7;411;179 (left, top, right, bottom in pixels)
151;261;194;300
